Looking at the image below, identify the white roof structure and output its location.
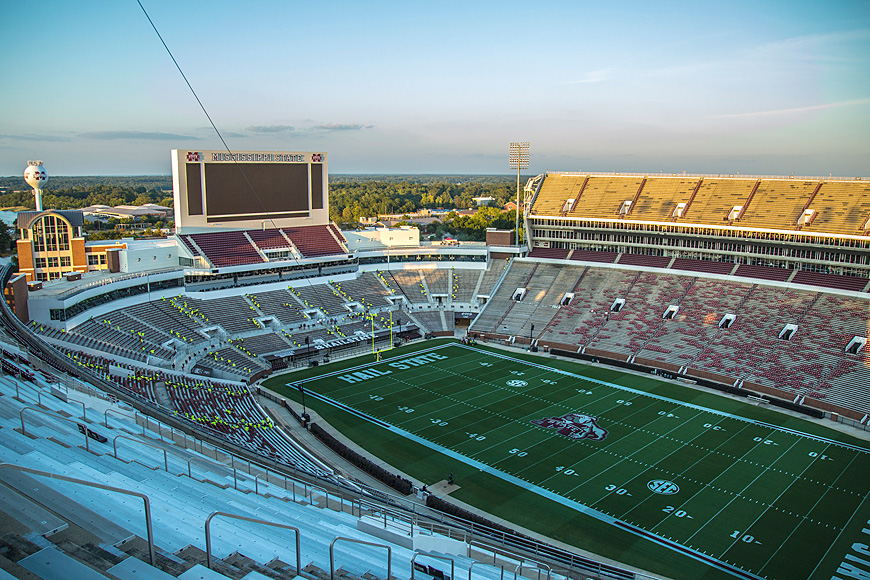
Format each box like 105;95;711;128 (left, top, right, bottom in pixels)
81;204;172;219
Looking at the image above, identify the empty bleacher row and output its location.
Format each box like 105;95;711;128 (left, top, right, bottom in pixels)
179;224;348;268
471;260;870;415
529;173;870;235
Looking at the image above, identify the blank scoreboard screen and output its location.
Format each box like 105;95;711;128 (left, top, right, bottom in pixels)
173;150;326;227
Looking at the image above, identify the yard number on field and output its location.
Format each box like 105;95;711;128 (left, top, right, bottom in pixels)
731;530;762;545
663;506;693;518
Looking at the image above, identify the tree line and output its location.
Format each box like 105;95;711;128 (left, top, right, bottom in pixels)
0;185;172;212
0;174;527;243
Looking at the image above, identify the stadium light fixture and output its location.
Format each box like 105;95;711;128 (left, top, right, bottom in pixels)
509;142;529;248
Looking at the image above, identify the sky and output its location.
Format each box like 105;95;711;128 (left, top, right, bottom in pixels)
1;0;868;177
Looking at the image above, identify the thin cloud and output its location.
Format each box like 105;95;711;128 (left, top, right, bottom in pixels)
312;123;373;131
0;133;71;142
78;130;199;140
714;98;870;119
246;125;295;133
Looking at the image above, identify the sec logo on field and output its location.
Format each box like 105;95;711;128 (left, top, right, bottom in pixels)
648;480;680;495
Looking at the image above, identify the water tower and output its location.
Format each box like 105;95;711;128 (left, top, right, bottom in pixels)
24;160;48;212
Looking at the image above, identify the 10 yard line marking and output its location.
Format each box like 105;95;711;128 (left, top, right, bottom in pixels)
684;429;800;548
759;445;853;574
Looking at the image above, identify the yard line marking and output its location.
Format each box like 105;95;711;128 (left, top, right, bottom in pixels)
805;477;870;580
642;421;755;533
579;409;714;504
452;345;869;454
684;431;802;550
306;387;766;580
759;447;856;574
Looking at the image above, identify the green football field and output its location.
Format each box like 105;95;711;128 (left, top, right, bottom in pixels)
271;341;870;580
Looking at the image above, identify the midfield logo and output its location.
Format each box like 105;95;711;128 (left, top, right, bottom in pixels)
532;413;608;441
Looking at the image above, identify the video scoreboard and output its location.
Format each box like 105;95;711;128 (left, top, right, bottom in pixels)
171;149;328;232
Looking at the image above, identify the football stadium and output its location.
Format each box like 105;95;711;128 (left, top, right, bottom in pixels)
0;152;868;580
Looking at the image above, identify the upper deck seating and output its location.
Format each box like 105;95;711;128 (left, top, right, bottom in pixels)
566;176;644;218
671;258;735;276
737;180;818;230
802;181;870;235
631;177;701;221
618;253;671;269
791;271;868;292
569;249;619;263
681;178;755;224
247;228;292;250
529;174;587;215
733;264;794;282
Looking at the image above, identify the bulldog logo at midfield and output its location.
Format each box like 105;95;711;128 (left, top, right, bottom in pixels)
532;413;608;441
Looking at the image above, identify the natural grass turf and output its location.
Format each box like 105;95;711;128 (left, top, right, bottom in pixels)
262;339;870;580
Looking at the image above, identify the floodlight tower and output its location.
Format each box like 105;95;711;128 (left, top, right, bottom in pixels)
24;161;48;212
509;142;529;248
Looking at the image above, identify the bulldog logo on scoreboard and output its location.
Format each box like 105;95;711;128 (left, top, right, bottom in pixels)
531;413;608;441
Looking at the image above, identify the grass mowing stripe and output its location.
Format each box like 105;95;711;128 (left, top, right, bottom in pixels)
572;407;712;505
714;435;807;562
757;442;843;574
803;453;870;580
454;343;868;452
682;428;802;549
630;419;756;533
303;388;629;523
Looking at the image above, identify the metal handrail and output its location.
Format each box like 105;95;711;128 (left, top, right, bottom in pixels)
105;407;137;428
187;455;227;479
0;463;155;566
66;397;87;421
330;537;390;580
20;406;90;452
515;561;551;580
113;434;169;472
205;511;300;572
